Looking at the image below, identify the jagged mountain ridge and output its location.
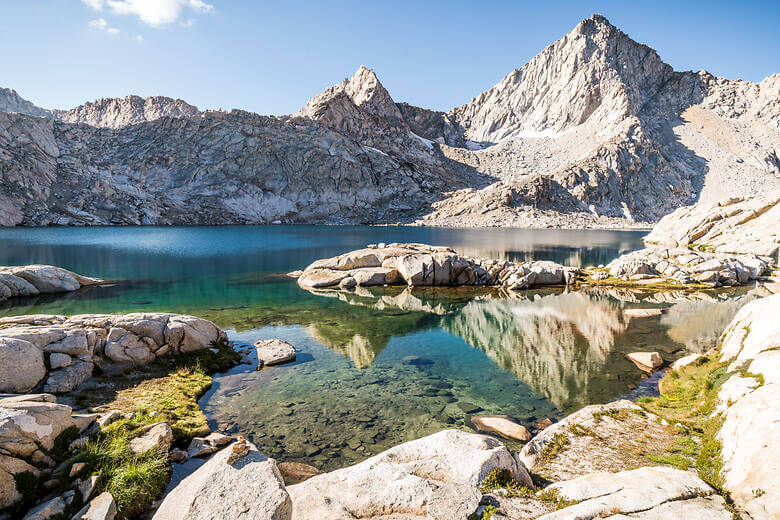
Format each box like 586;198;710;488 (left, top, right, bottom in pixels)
1;14;778;227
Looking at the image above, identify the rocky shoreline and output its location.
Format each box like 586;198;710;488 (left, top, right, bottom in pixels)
0;265;100;305
0;292;777;519
1;193;778;519
0;313;227;395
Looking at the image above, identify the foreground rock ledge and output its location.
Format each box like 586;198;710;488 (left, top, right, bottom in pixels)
0;264;100;303
0;313;227;393
297;243;578;290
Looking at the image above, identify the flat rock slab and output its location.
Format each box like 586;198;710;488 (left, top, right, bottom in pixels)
538;466;716;520
255;339;296;366
153;440;291;520
519;400;677;481
471;415;531;442
287;429;530;520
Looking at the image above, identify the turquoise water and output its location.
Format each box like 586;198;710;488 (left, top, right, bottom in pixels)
0;226;746;470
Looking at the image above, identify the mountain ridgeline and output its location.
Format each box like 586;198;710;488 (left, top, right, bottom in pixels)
1;14;778;227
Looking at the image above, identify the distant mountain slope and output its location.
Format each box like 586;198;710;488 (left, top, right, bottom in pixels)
60;95;201;128
0;14;777;227
0;87;53;118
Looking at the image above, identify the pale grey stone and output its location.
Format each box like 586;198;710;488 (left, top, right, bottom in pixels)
153;440;291;520
255;339;296;366
0;338;46;393
287;429;530;520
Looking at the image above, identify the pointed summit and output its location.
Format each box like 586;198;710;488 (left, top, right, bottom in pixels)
0;87;52;118
342;66;403;123
450;14;673;142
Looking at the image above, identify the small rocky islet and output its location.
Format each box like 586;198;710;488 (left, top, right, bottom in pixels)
0;191;778;519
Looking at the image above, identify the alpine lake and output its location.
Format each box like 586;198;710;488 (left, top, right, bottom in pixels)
0;225;752;471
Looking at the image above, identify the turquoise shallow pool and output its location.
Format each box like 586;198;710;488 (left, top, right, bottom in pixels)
0;225;747;470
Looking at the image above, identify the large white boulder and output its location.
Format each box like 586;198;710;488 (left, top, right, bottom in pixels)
287;429;529;520
0;337;46;393
719;384;779;520
153;439;291;520
0;400;79;458
255;339;296;366
0;265;99;295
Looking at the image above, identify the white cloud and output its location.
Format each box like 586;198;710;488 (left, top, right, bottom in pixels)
82;0;105;10
105;0;214;27
134;34;144;41
88;17;120;34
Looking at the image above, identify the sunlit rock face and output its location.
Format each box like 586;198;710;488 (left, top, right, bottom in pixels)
442;293;628;411
2;16;777;228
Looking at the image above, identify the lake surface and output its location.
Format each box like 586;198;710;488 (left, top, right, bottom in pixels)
0;226;749;471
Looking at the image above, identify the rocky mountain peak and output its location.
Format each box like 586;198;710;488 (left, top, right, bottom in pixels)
298;65;404;127
0;87;52;118
342;65;404;124
449;14;673;143
60;94;201;129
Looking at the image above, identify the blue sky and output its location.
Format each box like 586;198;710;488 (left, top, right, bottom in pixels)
1;0;778;115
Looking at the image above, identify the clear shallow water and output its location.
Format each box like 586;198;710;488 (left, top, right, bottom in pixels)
0;226;748;470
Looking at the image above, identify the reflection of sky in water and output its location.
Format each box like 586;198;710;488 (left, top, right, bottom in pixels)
0;226;749;470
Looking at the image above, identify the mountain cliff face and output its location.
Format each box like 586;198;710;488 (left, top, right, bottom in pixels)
60;95;201;128
1;14;778;227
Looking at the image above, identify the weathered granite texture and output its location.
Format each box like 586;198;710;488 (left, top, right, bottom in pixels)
603;247;770;286
0;394;91;511
287;429;530;520
715;293;780;520
153;439;292;520
0;313;226;394
297;243;578;289
2;15;777;228
644;190;780;258
0;265;99;304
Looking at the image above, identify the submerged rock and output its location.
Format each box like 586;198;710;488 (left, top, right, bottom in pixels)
471;415;532;442
626;351;663;372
